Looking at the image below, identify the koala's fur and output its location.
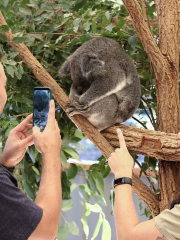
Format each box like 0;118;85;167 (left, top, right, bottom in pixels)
59;37;141;131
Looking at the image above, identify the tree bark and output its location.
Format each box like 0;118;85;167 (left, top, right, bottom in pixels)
154;0;180;211
122;0;180;212
0;11;159;215
102;124;180;162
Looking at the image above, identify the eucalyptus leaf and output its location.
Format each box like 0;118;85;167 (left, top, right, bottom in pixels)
101;219;111;240
68;221;79;236
57;226;69;240
68;163;78;179
91;214;103;240
61;200;73;211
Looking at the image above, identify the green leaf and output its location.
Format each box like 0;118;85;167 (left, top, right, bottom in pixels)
17;65;24;80
32;166;40;175
57;226;69;240
60;150;68;167
0;33;7;42
91;214;103;240
68;163;78;179
128;36;137;48
73;18;81;27
19;7;32;16
81;219;89;238
68;221;79;236
85;203;102;213
101;219;111;240
5;65;15;78
64;147;80;160
0;25;9;32
73;0;87;11
115;19;126;28
60;2;71;10
92;171;105;198
105;11;110;19
106;23;114;32
103;165;111;178
23;181;35;199
12;36;26;44
92;23;97;33
83;21;91;31
61;200;73;211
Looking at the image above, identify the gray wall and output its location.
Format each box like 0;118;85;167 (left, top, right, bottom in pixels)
60;171;152;240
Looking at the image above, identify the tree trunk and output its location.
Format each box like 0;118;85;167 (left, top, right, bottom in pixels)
155;0;180;211
122;0;180;212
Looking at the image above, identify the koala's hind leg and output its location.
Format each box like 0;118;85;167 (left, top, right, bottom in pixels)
116;96;138;124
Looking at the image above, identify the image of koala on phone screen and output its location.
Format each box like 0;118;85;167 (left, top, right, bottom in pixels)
33;90;50;132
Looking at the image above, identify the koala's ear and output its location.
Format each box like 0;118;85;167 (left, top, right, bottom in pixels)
80;54;105;77
59;57;71;77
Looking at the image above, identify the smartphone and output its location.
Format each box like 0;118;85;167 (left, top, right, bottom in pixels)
33;87;52;132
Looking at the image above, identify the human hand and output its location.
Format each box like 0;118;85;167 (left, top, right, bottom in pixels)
0;114;34;168
33;99;62;158
108;128;134;179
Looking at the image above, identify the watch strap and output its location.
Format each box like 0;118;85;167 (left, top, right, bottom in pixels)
114;177;132;188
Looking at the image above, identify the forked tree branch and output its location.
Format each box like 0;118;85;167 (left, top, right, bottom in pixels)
122;0;166;82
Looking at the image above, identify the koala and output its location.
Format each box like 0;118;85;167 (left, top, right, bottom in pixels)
59;37;141;131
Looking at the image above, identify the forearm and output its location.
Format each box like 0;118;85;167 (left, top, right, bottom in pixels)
115;183;140;240
35;153;62;234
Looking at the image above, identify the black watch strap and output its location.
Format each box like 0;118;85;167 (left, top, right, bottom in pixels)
114;177;132;188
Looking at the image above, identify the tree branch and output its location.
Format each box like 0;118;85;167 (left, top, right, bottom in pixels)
122;0;166;82
102;124;180;162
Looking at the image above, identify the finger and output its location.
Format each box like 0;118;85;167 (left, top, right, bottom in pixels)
25;132;33;138
20;134;34;148
13;114;33;132
22;124;33;133
117;128;127;150
47;99;55;127
178;132;180;138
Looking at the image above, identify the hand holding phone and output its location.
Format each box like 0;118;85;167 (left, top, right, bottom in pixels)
33;99;62;157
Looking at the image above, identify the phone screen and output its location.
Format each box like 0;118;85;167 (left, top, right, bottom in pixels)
33;87;52;132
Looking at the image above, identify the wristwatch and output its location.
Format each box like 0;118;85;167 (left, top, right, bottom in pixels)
114;177;132;188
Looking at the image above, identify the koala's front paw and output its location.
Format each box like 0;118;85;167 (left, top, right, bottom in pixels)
66;106;87;117
70;96;88;110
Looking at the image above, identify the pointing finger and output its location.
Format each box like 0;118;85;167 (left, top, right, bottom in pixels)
117;128;127;150
13;114;33;132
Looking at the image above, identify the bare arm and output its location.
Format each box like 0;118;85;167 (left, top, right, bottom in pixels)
29;100;62;240
114;183;167;240
108;129;167;240
28;154;61;240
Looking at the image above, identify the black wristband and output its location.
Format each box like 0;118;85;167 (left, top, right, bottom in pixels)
114;177;132;188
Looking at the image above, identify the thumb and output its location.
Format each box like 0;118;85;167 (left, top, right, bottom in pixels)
33;126;41;134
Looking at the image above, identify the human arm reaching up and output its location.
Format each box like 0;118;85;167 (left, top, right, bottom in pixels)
108;128;169;240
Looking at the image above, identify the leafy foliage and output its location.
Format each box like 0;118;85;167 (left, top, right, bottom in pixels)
0;0;164;238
